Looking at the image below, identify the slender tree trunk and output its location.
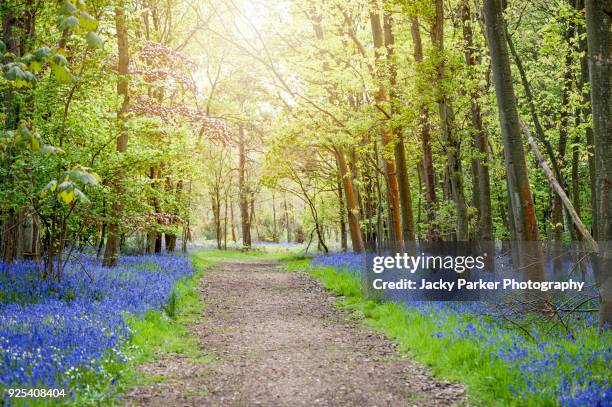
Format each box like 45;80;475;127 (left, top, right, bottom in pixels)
284;197;291;243
335;146;365;252
103;1;129;267
238;126;251;248
369;5;403;247
212;194;221;249
272;192;277;242
223;190;228;249
384;12;415;242
337;172;348;252
410;17;438;240
575;0;598;238
585;0;612;329
461;1;493;241
230;200;237;243
432;0;469;241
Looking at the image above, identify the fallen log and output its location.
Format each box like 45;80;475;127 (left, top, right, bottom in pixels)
519;118;598;253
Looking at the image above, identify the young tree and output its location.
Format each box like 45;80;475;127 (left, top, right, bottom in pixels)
103;1;130;267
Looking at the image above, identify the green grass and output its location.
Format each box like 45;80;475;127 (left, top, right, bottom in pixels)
190;247;308;263
284;258;577;407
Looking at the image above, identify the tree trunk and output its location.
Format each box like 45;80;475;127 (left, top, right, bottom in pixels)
483;0;540;242
369;5;403;247
334;146;365;252
384;11;415;242
272;192;278;242
483;0;548;309
238;126;251;248
585;0;612;329
165;234;176;252
410;16;438;240
103;1;129;267
284;197;291;243
337;172;348;252
461;1;493;241
432;0;469;241
230;200;237;243
575;0;598;238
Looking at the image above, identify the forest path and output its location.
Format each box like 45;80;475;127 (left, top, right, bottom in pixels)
125;259;465;406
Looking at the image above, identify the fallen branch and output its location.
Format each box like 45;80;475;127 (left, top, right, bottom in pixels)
520;119;599;253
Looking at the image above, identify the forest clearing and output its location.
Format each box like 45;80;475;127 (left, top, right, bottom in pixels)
0;0;611;405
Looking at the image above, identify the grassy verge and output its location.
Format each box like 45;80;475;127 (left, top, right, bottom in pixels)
287;258;608;407
189;247;307;264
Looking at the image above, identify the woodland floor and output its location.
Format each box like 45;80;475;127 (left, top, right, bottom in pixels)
125;259;466;406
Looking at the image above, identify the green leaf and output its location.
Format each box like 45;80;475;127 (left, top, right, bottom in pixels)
41;145;64;155
67;169;100;185
59;15;80;31
33;46;51;61
52;64;71;83
4;66;24;81
41;180;58;197
29;60;42;73
58;188;75;204
73;188;90;204
85;32;103;49
59;1;78;16
0;40;6;54
52;53;68;66
29;133;42;151
23;71;36;84
79;12;98;31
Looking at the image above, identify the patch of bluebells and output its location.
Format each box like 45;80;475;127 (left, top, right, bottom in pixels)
311;252;612;406
311;252;364;274
0;254;193;396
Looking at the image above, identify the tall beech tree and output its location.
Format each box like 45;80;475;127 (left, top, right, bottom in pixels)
585;0;612;327
482;0;540;243
482;0;548;307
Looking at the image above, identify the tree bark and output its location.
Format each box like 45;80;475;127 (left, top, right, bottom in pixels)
585;0;612;329
431;0;469;241
384;11;415;242
238;126;251;248
335;146;365;252
337;175;348;252
483;0;540;242
410;16;438;240
483;0;548;309
575;0;598;238
461;1;493;241
369;4;403;247
103;1;129;267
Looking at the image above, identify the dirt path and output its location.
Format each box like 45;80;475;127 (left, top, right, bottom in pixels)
126;260;465;406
